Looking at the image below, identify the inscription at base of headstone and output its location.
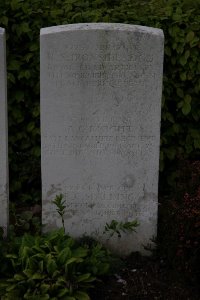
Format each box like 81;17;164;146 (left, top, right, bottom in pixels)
0;27;8;235
41;23;164;255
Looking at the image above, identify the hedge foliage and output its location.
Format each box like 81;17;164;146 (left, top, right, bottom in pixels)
0;0;200;203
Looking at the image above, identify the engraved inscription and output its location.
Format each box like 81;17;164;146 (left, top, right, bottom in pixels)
44;183;139;218
46;42;154;88
42;134;155;159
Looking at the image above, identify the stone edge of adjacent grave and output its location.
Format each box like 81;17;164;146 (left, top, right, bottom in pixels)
0;27;9;236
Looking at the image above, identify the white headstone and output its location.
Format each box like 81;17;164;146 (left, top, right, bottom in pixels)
41;23;164;255
0;27;8;236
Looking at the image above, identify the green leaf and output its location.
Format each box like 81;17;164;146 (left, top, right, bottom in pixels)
47;258;57;275
180;72;187;81
171;57;176;65
74;291;90;300
65;257;80;266
57;288;69;297
186;31;194;42
184;50;190;60
159;159;164;172
185;143;193;154
27;122;35;132
177;101;183;109
0;16;8;26
39;296;50;300
20;246;32;263
21;211;34;220
72;248;88;258
77;273;92;282
177;88;184;98
190;129;200;139
173;124;180;134
56;276;67;284
15;90;24;103
10;0;20;10
194;139;200;149
179;55;187;66
165;46;171;56
6;254;18;259
184;94;192;104
165;148;176;160
6;283;17;292
31;273;46;280
52;270;60;278
97;263;109;275
182;102;191;115
7;72;16;83
40;284;50;294
32;146;41;157
14;274;25;281
30;44;39;52
190;36;200;47
24;53;33;62
58;247;71;265
18;70;31;80
50;9;63;18
24;70;31;79
20;22;30;33
32;106;40;117
8;60;21;71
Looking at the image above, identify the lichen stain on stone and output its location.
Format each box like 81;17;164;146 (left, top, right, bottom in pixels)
64;210;77;219
43;210;57;218
43;220;59;232
138;184;157;202
0;184;8;198
43;199;50;205
46;183;62;197
122;174;135;188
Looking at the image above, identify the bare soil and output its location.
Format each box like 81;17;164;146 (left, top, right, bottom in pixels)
90;253;199;300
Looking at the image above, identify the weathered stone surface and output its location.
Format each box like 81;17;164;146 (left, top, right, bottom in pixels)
0;27;8;235
40;23;164;255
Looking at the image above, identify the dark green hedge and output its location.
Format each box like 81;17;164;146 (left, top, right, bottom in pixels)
0;0;199;203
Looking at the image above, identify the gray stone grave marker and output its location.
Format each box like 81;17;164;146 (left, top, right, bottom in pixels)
0;27;8;235
40;23;164;255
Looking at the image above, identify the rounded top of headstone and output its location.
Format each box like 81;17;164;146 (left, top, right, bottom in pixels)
40;23;163;38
